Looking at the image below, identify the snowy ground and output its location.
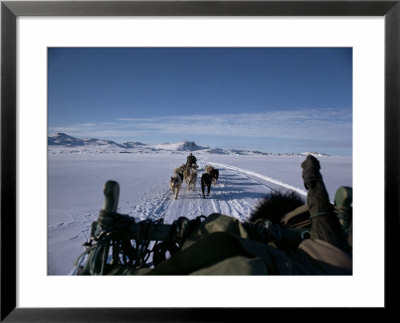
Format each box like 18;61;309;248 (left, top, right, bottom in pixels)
48;149;352;275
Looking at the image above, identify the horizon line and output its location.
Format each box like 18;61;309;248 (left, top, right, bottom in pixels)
47;132;352;157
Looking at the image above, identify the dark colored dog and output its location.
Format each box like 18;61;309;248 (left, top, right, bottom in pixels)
201;173;212;198
209;169;219;184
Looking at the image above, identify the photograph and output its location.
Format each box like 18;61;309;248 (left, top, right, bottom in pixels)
47;47;353;276
2;0;397;319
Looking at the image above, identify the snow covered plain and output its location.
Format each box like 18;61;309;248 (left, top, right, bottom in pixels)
48;147;352;275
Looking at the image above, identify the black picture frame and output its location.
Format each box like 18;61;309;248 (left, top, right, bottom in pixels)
1;0;399;321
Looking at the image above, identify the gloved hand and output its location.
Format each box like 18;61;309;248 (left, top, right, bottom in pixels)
242;220;282;243
171;217;190;247
301;155;323;189
170;215;206;247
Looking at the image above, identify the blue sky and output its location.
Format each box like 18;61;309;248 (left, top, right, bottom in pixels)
48;47;352;155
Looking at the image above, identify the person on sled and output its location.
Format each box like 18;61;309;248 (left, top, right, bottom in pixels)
186;153;197;168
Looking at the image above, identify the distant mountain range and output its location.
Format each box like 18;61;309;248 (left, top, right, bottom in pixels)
48;133;145;148
48;133;329;156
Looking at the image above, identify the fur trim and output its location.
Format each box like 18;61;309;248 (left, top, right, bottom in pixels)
249;191;305;224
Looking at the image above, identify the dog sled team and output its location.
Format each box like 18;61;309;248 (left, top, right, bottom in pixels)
169;153;219;200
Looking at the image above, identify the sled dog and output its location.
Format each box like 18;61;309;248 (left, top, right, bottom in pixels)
205;165;219;184
170;174;182;200
209;169;219;184
188;168;198;191
201;173;212;198
183;167;190;183
173;166;184;181
205;165;214;174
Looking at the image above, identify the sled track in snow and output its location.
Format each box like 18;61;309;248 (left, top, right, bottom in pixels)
129;161;308;224
207;162;307;198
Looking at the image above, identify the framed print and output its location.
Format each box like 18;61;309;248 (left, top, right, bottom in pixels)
1;0;399;321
